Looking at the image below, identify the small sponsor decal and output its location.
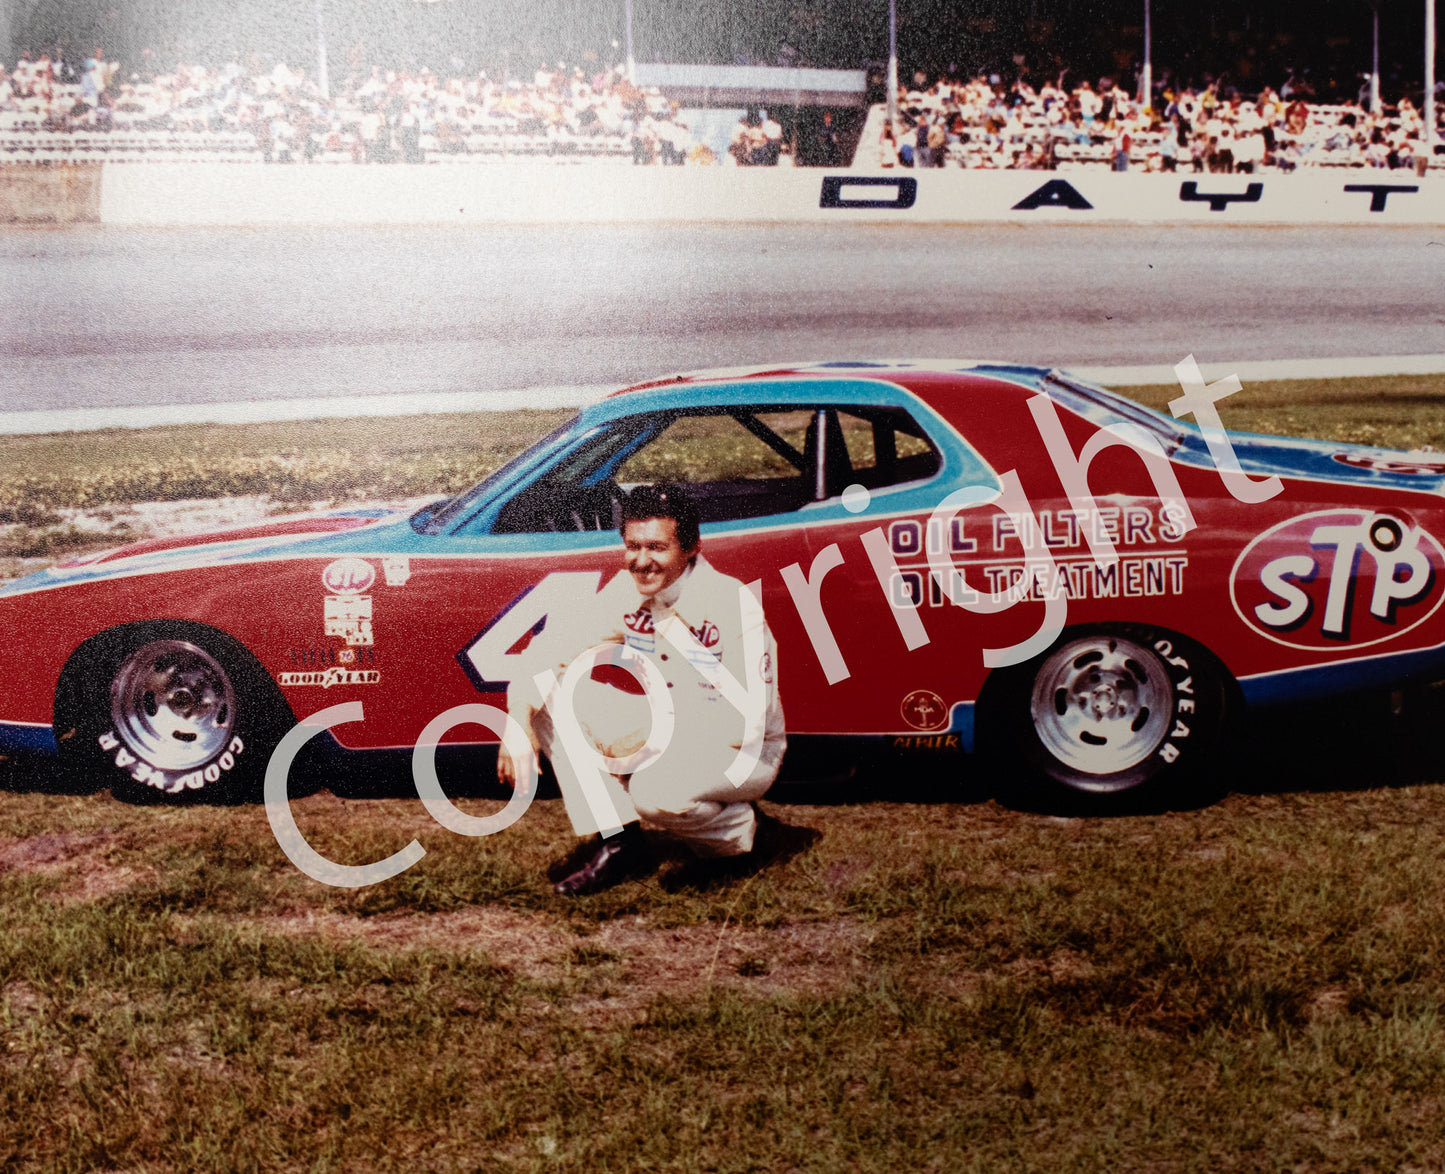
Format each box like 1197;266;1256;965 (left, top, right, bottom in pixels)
623;607;657;654
891;734;961;751
759;651;774;685
900;688;948;731
1333;451;1445;476
288;646;376;666
683;619;724;670
1231;510;1445;650
322;557;376;594
383;556;412;587
324;595;374;646
885;508;1190;606
278;669;381;688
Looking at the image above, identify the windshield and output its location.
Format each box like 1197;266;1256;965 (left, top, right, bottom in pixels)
412;416;582;535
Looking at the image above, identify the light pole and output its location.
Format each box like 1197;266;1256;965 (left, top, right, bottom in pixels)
314;0;329;99
624;0;636;83
1428;0;1438;161
1141;0;1152;110
887;0;898;130
1371;2;1381;114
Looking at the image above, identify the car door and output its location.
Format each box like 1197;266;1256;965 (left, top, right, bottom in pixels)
780;401;1017;747
379;401;833;753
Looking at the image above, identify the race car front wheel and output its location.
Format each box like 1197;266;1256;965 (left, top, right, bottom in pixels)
981;624;1232;811
55;623;291;802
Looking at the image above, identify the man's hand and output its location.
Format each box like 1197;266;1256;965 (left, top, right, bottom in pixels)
496;745;517;789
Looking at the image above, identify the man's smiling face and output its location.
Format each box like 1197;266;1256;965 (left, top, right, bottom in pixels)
623;516;697;599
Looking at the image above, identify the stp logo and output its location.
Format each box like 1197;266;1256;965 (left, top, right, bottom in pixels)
321;557;375;595
1231;510;1445;650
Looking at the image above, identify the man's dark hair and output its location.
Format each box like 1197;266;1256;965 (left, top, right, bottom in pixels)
620;483;700;551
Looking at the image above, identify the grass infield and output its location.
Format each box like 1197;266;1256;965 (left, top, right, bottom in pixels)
4;750;1445;1172
2;373;1445;1170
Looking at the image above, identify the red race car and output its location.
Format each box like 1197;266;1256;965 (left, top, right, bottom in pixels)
4;360;1444;810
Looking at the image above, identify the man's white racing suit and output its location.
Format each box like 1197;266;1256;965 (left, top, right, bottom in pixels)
507;555;786;857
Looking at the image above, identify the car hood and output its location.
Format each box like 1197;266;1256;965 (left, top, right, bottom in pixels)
0;506;409;597
1173;428;1445;495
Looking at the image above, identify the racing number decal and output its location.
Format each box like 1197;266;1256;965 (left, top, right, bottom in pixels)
458;572;602;690
1231;510;1445;650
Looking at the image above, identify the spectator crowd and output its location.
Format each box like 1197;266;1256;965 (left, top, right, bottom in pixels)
728;109;787;166
2;43;1441;172
0;48;709;164
880;71;1444;174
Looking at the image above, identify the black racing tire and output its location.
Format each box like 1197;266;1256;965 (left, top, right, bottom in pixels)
53;622;292;803
979;624;1233;813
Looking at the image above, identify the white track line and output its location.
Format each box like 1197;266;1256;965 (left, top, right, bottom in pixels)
2;356;1444;435
1073;353;1445;386
0;386;617;436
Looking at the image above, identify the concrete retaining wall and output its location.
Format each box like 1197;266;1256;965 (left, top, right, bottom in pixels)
0;164;102;223
99;163;1445;226
5;161;1443;226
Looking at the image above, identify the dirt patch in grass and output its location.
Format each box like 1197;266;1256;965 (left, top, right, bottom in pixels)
204;905;879;1025
1;980;47;1023
0;828;153;903
0;829;115;871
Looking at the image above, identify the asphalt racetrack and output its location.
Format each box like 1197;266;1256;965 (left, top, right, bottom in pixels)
2;222;1443;414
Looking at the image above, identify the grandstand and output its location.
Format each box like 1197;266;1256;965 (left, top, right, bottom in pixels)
0;48;1440;172
858;74;1444;173
0;58;704;165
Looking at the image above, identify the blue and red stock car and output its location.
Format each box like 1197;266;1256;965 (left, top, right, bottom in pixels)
4;360;1445;809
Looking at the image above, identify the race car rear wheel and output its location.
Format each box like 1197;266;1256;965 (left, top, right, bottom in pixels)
55;623;291;802
981;624;1231;811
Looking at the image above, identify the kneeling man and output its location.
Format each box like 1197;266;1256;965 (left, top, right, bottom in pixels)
498;483;786;894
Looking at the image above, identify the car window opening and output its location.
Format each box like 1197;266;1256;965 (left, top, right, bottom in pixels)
491;405;943;534
416;417;584;535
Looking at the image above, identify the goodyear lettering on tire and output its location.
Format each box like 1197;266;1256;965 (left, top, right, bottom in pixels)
97;730;246;793
1151;639;1194;764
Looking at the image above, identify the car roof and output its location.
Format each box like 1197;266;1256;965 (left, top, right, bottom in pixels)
587;362;1062;430
609;359;1054;398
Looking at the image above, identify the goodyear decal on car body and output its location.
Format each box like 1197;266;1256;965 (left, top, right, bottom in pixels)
278;669;381;688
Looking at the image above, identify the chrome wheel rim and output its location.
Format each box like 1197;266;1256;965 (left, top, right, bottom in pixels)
1029;635;1172;781
110;640;237;772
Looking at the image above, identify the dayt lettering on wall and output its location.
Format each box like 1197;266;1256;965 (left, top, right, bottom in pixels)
819;175;918;209
819;177;1427;216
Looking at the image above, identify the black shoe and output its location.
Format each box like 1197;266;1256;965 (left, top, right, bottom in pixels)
552;824;654;896
546;834;604;883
